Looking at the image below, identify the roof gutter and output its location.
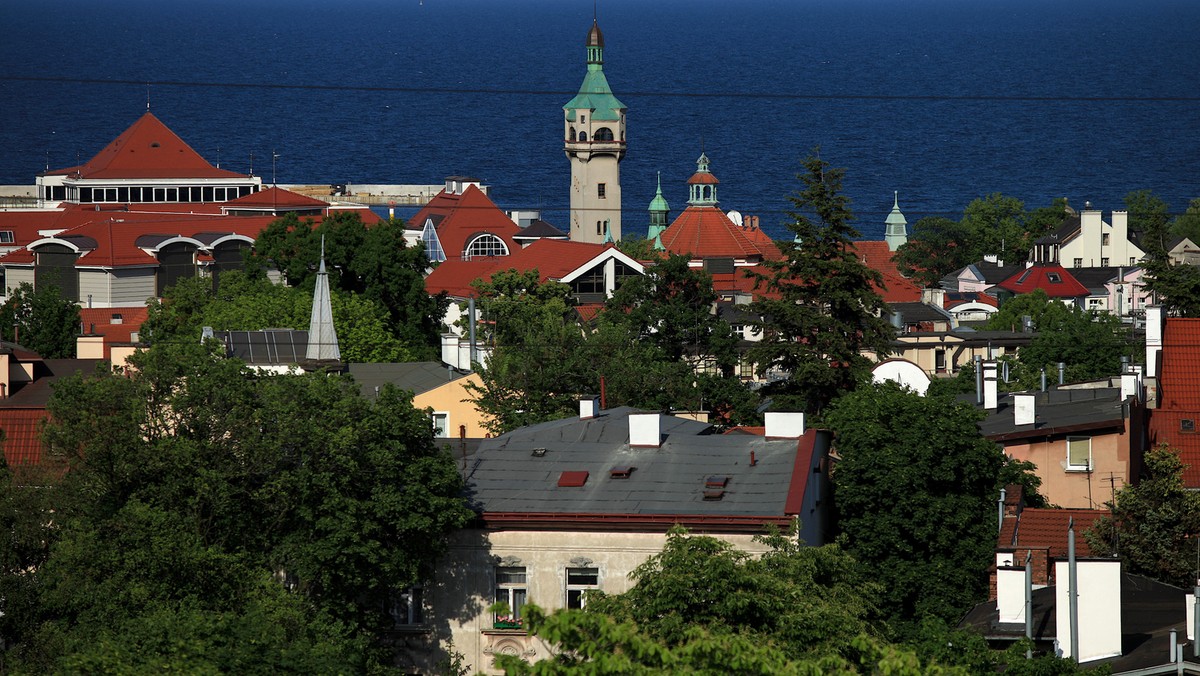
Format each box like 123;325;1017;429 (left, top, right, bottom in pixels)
481;512;795;533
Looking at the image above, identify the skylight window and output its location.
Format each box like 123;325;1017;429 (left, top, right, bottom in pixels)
1047;273;1062;283
558;471;589;487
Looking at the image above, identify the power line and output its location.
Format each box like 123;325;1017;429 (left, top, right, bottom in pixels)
4;75;1200;104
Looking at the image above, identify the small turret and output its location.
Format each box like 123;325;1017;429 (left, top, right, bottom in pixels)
687;153;719;207
884;191;908;252
647;172;670;242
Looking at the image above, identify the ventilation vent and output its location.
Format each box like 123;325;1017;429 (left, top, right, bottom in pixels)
609;466;634;479
558;471;589;487
1183;419;1196;433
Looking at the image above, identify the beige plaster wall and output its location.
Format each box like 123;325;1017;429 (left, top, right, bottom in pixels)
1005;429;1129;509
414;372;492;440
422;528;771;674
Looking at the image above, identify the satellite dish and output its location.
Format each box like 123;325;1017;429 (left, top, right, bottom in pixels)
871;358;932;396
726;210;743;227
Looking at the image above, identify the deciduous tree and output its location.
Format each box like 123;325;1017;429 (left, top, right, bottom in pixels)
0;282;79;358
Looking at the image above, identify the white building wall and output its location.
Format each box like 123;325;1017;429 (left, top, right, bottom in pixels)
1061;211;1145;268
1054;559;1122;662
109;268;157;306
5;266;34;293
429;529;772;675
77;269;109;306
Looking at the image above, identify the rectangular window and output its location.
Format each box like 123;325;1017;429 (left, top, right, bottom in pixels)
1067;436;1091;471
153;188;166;202
1102;233;1110;246
386;587;424;625
935;349;947;373
597;183;606;199
117;187;129;202
432;412;449;438
596;220;603;236
0;231;13;244
565;567;599;609
166;188;178;202
1101;257;1109;267
1073;258;1082;268
494;567;527;626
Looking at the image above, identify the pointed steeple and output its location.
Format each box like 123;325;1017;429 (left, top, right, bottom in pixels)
306;236;341;363
884;191;908;252
687;153;719;207
647;171;670;241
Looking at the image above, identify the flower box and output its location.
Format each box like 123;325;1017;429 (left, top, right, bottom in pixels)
493;620;523;630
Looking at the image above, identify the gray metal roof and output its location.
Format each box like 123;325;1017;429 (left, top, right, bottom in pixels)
346;361;469;398
969;387;1128;440
465;407;804;517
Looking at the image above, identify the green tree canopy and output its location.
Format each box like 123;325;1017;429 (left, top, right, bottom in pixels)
2;341;473;671
747;151;895;414
825;382;1006;626
1086;445;1200;587
1130;190;1200;317
0;282;80;358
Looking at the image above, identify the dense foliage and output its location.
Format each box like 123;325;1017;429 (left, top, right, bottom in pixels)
249;211;449;355
1087;445;1200;587
824;382;1006;627
0;341;473;672
1131;189;1200;317
747;151;895;413
0;281;80;358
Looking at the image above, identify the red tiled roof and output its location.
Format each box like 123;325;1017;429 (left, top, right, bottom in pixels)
849;241;923;303
687;172;720;185
0;408;50;468
1148;318;1200;485
47;112;247;180
996;264;1089;298
0;209;70;248
998;507;1109;558
79;306;149;357
424;239;617;298
660;206;781;261
575;303;604;323
223;186;329;209
409;186;519;262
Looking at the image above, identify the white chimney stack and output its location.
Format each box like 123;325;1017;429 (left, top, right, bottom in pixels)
1013;393;1036;426
983;361;999;410
765;412;806;439
996;566;1027;624
629;413;662;447
579;397;600;419
1121;373;1141;403
1146;305;1164;379
1055;559;1122;662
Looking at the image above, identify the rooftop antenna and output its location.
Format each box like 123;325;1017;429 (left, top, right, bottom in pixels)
271;150;280;186
249;151;255;176
146;83;151;111
215;146;221;169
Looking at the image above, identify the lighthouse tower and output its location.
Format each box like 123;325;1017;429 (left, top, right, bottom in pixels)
564;19;626;243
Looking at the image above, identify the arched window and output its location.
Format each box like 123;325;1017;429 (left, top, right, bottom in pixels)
594;127;614;142
211;240;251;291
578;131;587;142
465;233;509;260
33;243;79;301
704;186;712;200
157;242;199;296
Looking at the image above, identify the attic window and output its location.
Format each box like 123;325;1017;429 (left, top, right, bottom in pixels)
705;475;729;489
609;466;634;479
150;142;160;148
0;231;13;244
1047;273;1062;283
1183;419;1196;433
558;471;589;487
1017;269;1032;284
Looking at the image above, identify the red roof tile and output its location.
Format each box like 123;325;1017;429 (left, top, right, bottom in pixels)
687;172;720;185
79;307;149;357
1148;318;1200;486
0;408;50;468
424;239;619;298
996;264;1089;298
223;186;329;209
999;507;1109;558
47;112;248;180
848;241;923;303
660;206;780;261
409;186;519;262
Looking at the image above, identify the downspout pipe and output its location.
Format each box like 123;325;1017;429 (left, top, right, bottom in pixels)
1068;518;1079;662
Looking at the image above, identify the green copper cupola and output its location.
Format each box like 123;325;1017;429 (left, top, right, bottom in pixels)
647;171;670;241
884;191;908;251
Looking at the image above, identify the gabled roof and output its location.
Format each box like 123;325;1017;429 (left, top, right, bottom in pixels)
996;264;1089;298
659;206;781;261
997;507;1108;558
514;219;567;241
222;186;329;209
345;361;469;398
44;112;247;180
0;409;51;468
80;306;150;356
851;240;923;303
408;185;519;262
1149;318;1200;486
424;239;633;299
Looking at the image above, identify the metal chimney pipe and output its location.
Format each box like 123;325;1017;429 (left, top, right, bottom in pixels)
1041;368;1047;392
1194;588;1200;657
1068;518;1079;662
1169;628;1177;662
468;295;478;366
998;488;1007;533
1025;551;1034;659
1058;362;1065;385
975;355;984;404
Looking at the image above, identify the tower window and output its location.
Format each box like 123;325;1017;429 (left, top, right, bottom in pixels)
579;131;587;142
594;127;614;142
596;221;603;236
580;115;586;124
598;183;606;199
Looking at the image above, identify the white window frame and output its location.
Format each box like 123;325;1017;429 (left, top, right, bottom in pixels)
565;567;599;609
494;566;527;623
432;411;449;438
464;233;509;260
386;586;424;626
1066;436;1092;471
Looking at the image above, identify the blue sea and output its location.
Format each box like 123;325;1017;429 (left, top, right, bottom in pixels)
1;0;1197;241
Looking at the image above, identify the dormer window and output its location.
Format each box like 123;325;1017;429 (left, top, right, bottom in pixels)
1047;273;1061;283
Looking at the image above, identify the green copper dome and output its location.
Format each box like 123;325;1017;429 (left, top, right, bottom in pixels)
648;172;669;213
564;20;626;122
